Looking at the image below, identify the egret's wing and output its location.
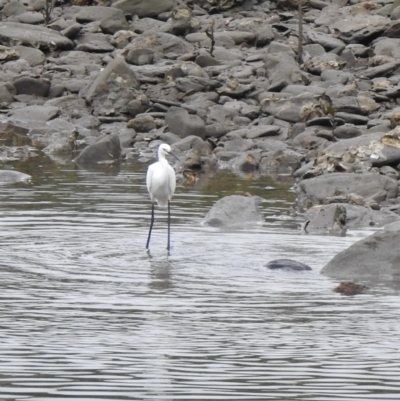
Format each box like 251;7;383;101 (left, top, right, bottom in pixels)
146;163;155;199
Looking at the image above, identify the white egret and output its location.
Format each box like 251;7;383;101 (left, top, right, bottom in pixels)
146;143;179;251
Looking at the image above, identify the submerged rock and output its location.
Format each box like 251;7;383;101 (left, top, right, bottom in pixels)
333;282;368;296
266;259;312;271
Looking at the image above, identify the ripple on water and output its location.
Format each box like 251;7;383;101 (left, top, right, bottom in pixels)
0;167;399;400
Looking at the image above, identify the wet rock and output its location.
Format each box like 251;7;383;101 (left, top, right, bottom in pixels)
322;229;400;283
0;170;31;185
74;133;121;166
202;195;263;228
265;259;312;271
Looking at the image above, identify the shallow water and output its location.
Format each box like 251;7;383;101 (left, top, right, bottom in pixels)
0;159;399;400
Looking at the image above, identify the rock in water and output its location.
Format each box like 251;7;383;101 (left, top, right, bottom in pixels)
322;229;400;283
333;282;368;296
0;170;31;184
266;259;312;271
202;195;263;228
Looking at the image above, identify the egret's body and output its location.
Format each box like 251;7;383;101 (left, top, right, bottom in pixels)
146;144;177;251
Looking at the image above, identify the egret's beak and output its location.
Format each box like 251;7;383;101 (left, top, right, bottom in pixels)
168;150;180;162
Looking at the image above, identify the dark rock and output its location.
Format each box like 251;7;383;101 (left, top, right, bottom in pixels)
202;195;263;228
266;259;312;271
333;282;368;296
195;54;221;67
127;114;156;133
13;77;50;97
333;124;362;139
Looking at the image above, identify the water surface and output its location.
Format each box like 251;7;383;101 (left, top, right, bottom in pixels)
0;160;399;400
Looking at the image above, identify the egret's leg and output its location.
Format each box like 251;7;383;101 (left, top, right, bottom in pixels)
167;200;171;252
146;202;155;249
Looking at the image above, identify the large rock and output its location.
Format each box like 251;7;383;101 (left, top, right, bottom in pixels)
202;195;263;228
321;229;400;283
0;22;74;50
297;173;398;209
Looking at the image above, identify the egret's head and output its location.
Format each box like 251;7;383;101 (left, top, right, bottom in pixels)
159;143;172;156
159;143;180;162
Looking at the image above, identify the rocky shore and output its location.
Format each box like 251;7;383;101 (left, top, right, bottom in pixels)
1;0;400;281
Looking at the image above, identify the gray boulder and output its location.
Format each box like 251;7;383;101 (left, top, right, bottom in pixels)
298;173;398;209
74;134;121;166
321;229;400;283
202;195;263;228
